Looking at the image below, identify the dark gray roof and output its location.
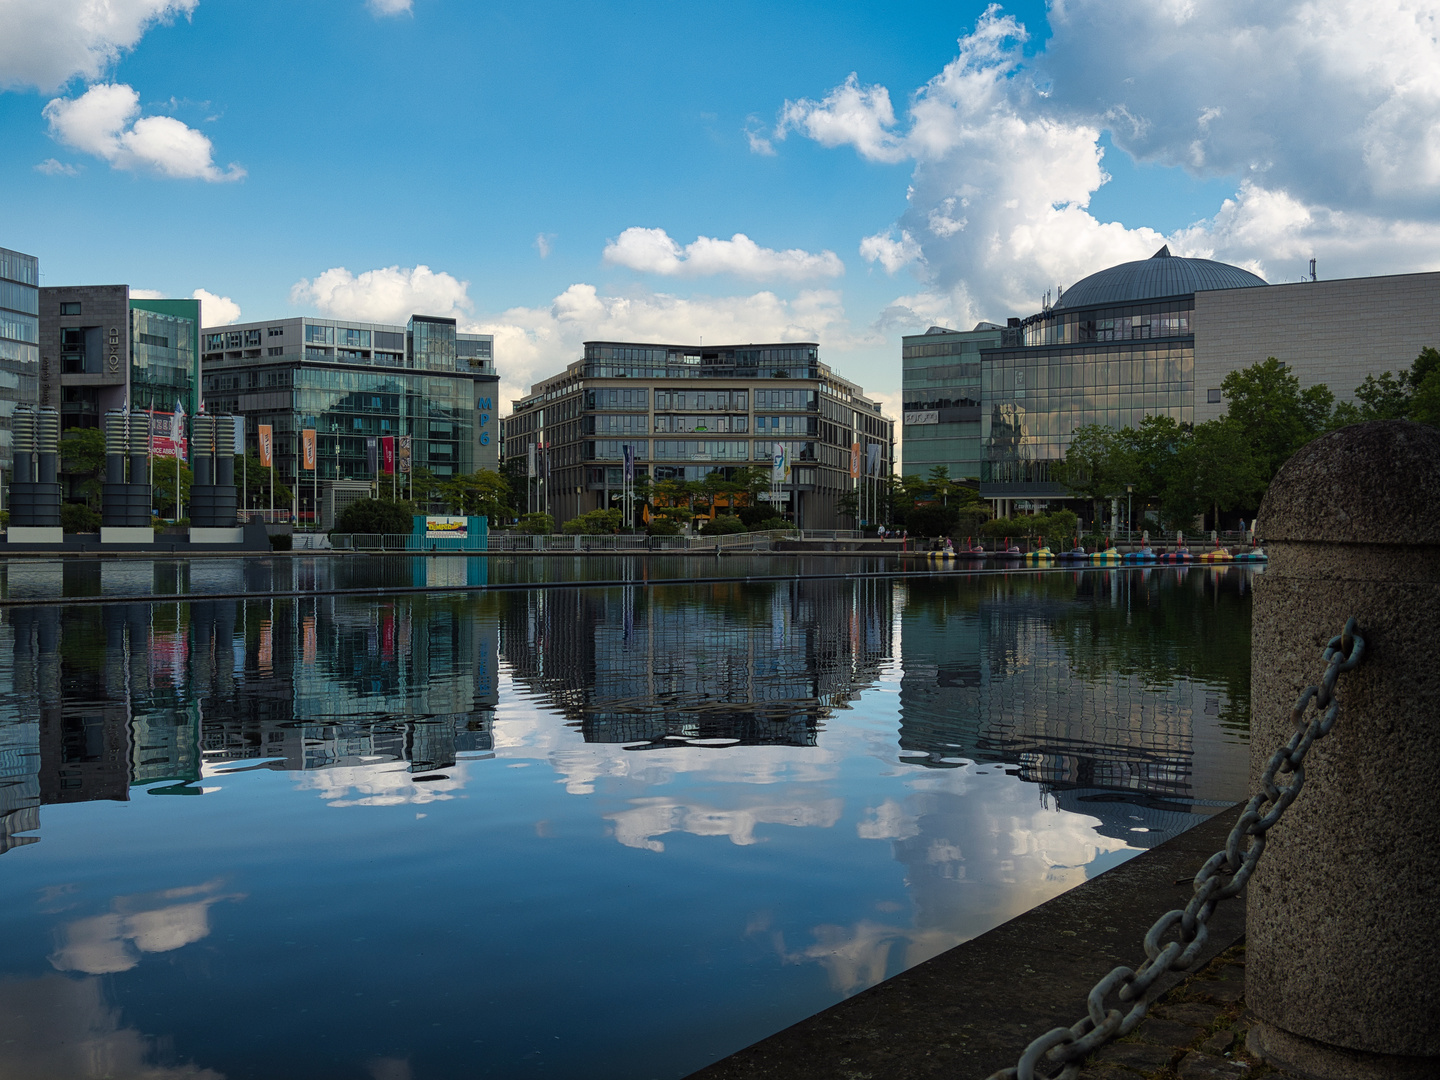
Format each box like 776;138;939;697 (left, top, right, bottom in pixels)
1052;246;1267;311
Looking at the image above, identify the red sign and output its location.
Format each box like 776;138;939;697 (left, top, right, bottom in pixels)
382;436;395;475
149;411;188;461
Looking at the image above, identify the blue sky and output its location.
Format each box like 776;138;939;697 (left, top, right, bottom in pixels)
3;0;1438;411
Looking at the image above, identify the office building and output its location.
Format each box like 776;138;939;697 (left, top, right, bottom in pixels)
37;286;201;430
0;247;40;476
504;340;894;529
201;315;498;521
900;246;1440;512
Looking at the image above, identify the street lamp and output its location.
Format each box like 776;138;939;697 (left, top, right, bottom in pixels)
1126;484;1133;539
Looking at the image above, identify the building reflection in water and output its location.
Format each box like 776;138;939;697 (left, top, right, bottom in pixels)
896;567;1252;843
497;577;894;749
0;593;498;852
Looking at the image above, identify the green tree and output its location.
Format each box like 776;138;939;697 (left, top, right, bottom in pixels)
61;502;101;533
837;489;859;524
1172;418;1261;529
562;508;622;534
238;453;292;512
1220;357;1333;484
438;469;512;519
60;427;106;510
517;512;553;534
151;457;193;518
336;498;413;534
1055;424;1125;527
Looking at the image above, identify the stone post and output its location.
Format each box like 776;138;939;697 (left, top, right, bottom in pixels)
1248;420;1440;1078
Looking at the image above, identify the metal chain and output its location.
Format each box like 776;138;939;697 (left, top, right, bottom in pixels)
983;617;1365;1080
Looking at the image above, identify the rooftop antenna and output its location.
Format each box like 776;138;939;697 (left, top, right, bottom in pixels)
1309;258;1317;282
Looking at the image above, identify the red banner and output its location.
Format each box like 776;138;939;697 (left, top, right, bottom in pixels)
149;412;188;461
381;435;395;475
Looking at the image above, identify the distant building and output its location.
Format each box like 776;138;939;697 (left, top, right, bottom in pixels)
0;246;40;475
38;286;201;431
201;314;498;521
505;340;894;529
900;247;1440;518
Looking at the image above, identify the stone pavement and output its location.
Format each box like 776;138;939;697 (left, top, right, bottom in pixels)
1077;943;1300;1080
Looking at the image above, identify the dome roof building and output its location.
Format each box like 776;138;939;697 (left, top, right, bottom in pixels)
1052;246;1267;310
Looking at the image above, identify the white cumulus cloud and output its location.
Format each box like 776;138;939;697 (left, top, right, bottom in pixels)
367;0;413;15
773;2;1440;332
192;288;240;325
0;0;197;93
43;82;244;181
291;264;472;324
34;157;79;176
603;227;844;281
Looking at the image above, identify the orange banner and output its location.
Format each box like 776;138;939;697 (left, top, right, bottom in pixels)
258;424;273;467
302;428;316;471
850;442;861;479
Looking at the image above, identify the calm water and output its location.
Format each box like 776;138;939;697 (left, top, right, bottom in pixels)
0;563;1255;1080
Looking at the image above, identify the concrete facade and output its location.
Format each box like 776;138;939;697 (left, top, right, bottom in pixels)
37;284;131;424
1194;271;1440;423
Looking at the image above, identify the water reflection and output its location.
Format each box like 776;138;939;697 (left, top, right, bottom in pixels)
0;568;1255;1080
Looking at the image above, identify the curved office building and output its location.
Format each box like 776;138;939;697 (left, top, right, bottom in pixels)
978;246;1266;509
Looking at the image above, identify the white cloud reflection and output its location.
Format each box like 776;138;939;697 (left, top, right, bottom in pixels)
606;796;843;852
49;879;244;976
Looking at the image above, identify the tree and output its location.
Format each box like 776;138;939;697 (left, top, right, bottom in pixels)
1334;347;1440;428
1220;358;1333;484
1115;414;1188;523
702;514;747;535
61;502;100;533
60;427;106;509
336;498;412;535
438;469;512;520
562;508;621;534
1055;424;1125;526
238;452;292;511
837;489;860;524
151;457;193;518
517;512;553;534
1171;418;1260;530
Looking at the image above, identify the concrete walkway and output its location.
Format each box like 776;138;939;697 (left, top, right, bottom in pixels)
687;804;1297;1080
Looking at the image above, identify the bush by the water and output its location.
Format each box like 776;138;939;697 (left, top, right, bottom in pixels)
517;512;554;535
980;510;1078;544
646;516;681;535
270;532;293;551
750;516;790;532
701;514;746;535
562;508;622;534
336;498;412;535
62;503;101;533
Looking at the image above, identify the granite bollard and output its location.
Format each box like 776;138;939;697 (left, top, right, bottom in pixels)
1248;420;1440;1078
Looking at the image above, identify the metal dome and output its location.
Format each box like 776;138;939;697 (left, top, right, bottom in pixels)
1052;246;1267;310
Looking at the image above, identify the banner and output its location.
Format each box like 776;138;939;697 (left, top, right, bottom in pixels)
148;411;188;461
367;437;378;474
382;436;395;475
398;434;411;474
233;419;245;456
528;443;537;478
426;516;467;539
302;428;316;471
850;442;861;479
257;424;273;467
866;443;881;476
772;444;791;483
622;444;634;483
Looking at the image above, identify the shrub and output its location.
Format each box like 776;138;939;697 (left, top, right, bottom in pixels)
701;514;746;535
61;503;101;533
752;516;790;532
517;512;554;535
562;508;622;535
337;498;412;535
270;532;293;551
737;503;773;527
646;516;681;535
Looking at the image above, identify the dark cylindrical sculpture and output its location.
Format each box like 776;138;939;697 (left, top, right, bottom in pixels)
9;405;62;531
35;407;59;485
104;409;127;485
192;414;215;487
216;416;236;487
12;405;33;484
187;414;237;530
1248;421;1440;1079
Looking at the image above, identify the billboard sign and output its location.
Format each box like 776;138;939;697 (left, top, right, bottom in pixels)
149;411;188;461
426;516;468;539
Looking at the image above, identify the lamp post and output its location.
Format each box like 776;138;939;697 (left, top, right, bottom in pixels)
1126;483;1133;541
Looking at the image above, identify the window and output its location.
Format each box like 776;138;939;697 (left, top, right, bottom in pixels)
59;302;81;316
268;326;284;337
268;347;284;356
226;331;242;349
1207;388;1222;404
244;329;262;347
304;324;335;345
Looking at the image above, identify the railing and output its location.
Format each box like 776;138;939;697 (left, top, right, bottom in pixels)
328;530;802;553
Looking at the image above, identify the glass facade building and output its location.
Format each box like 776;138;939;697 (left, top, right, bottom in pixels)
202;315;497;520
900;323;1003;481
504;340;893;529
0;247;40;473
130;298;200;416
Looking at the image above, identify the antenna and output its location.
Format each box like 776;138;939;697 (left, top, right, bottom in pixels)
1309;258;1317;282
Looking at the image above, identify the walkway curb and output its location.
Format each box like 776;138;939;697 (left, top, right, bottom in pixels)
687;802;1248;1080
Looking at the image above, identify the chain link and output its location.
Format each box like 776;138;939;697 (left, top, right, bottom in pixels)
983;617;1364;1080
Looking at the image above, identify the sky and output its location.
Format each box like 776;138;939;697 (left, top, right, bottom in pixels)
3;0;1440;418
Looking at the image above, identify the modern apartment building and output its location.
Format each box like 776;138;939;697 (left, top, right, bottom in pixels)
504;340;894;529
38;286;201;430
201;314;498;519
0;247;40;475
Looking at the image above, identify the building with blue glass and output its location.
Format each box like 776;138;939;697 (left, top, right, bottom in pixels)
505;340;893;529
902;247;1440;517
202;314;498;520
0;247;40;477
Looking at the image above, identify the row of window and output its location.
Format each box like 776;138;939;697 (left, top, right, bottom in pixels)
580;439;821;463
